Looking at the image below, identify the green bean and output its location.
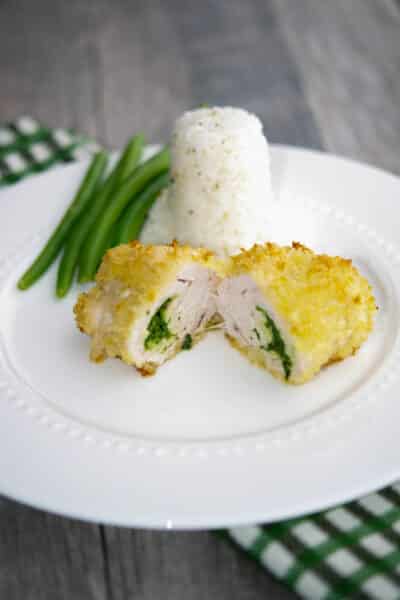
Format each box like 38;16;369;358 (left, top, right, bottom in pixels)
110;134;145;185
79;147;170;282
17;151;108;291
56;135;144;297
113;172;170;245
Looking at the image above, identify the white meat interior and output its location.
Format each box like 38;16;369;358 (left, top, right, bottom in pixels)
216;275;300;380
128;264;219;367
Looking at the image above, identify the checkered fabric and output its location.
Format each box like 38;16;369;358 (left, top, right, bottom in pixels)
0;116;99;186
227;485;400;599
2;118;400;600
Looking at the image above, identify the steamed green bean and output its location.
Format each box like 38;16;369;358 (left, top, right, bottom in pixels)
114;172;169;245
56;135;144;297
78;147;170;282
17;151;108;291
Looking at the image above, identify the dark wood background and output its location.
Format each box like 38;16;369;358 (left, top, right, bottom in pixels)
1;1;399;598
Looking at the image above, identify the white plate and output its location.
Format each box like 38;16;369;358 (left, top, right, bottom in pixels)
0;146;400;530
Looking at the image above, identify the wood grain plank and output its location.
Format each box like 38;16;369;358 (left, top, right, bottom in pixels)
167;0;323;148
100;527;294;600
0;0;103;139
273;0;400;173
0;498;107;600
91;0;194;146
91;0;323;148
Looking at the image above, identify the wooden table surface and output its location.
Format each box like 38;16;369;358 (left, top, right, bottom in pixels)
1;1;399;598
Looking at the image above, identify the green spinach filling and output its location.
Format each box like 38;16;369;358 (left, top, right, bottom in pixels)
181;334;193;350
255;306;292;380
144;298;175;351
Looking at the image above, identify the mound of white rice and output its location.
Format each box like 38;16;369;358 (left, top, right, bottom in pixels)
141;106;273;255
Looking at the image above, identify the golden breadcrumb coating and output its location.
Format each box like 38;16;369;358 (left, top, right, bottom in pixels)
74;240;376;385
74;241;225;366
224;242;377;384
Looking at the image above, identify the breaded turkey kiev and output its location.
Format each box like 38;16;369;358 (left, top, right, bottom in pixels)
74;241;224;375
216;242;376;384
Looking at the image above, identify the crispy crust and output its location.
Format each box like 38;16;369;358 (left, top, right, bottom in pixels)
74;240;376;384
226;242;377;383
96;240;225;289
74;241;225;366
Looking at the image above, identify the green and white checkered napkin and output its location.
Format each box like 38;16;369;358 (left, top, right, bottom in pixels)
0;116;100;186
2;117;400;600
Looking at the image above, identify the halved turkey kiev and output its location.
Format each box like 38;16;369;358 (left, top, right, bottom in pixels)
75;241;376;384
216;242;376;384
74;241;224;375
